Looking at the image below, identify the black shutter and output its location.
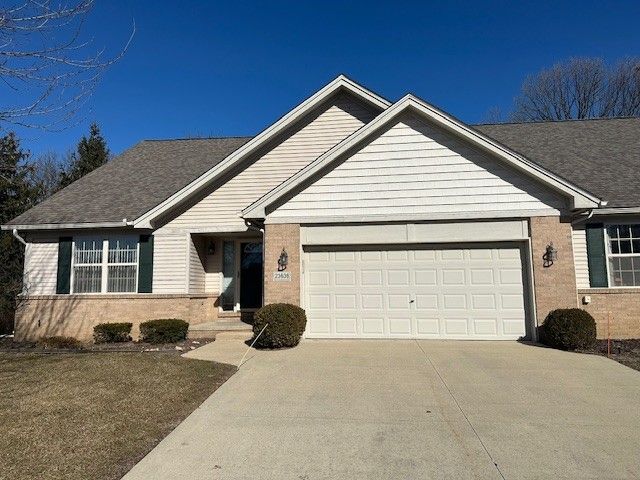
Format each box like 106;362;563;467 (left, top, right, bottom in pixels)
585;223;608;287
56;237;72;294
137;234;153;293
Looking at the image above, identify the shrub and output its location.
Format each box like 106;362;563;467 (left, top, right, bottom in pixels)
252;303;307;349
541;308;597;351
139;319;189;344
37;336;83;350
93;322;132;343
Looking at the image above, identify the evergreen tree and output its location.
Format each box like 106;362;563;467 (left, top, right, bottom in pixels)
59;123;109;188
0;133;38;334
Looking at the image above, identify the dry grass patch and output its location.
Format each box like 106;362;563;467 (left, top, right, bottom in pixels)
0;352;235;480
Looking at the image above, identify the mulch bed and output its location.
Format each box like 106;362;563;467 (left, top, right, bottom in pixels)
585;339;640;371
0;335;214;354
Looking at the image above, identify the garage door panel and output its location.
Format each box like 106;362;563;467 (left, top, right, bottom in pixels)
362;318;385;335
304;244;527;340
472;318;499;335
335;270;356;286
388;317;412;335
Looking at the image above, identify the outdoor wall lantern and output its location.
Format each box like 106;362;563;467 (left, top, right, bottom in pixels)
278;248;288;271
207;241;216;255
543;242;558;267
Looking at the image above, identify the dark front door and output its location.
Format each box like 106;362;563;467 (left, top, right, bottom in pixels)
240;242;263;309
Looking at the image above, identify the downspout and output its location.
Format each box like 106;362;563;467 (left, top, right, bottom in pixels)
12;228;27;246
244;219;265;233
571;209;594;225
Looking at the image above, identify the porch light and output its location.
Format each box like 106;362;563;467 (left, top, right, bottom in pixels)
207;241;216;255
544;242;558;267
278;248;288;271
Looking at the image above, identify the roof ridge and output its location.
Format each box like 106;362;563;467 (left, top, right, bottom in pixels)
474;116;640;127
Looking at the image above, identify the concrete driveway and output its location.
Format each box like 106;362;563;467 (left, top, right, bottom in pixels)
124;341;640;479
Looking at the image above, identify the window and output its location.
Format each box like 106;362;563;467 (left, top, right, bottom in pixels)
606;225;640;287
107;236;138;292
72;237;103;293
72;236;139;293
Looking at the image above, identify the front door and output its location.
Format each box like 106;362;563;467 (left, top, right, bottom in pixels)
240;242;263;309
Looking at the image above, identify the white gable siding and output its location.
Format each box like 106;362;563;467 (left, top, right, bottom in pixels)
153;233;188;293
269;114;566;222
188;235;205;294
158;94;377;232
572;225;590;288
24;235;58;295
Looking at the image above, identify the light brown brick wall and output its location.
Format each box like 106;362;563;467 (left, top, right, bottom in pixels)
14;294;218;342
529;216;578;329
577;289;640;339
263;223;300;305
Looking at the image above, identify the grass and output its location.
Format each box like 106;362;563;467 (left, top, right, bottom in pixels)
0;352;236;480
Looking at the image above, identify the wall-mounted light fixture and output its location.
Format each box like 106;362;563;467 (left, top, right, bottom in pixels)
278;248;288;271
207;240;216;255
543;242;558;267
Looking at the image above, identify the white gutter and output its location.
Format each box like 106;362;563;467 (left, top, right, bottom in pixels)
11;229;27;246
592;206;640;215
1;219;134;231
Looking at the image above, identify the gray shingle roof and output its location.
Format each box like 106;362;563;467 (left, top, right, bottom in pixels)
7;137;252;226
6;117;640;227
474;117;640;208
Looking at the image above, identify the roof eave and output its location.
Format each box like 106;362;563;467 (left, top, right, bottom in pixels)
1;220;134;231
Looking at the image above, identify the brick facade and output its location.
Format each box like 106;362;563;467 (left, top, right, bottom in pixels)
529;216;579;329
14;294;218;342
263;223;300;305
577;289;640;339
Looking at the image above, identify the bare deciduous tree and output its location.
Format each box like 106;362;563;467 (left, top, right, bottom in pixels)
511;57;640;122
0;1;134;129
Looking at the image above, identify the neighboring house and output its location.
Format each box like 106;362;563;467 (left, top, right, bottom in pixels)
3;75;640;341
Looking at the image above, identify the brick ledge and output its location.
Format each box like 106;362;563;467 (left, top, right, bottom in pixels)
578;288;640;295
19;293;220;301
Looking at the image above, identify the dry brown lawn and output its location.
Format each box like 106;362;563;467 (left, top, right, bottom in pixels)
0;352;235;480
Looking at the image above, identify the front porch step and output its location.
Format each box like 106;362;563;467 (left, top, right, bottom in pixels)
188;320;253;339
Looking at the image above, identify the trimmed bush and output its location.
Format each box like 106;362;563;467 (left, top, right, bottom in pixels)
139;319;189;344
541;308;597;351
252;303;307;349
38;336;83;350
93;322;133;343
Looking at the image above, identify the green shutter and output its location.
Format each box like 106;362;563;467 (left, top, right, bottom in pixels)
585;223;608;287
56;237;72;294
137;234;153;293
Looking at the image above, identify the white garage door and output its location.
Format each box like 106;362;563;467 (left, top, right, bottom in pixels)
304;245;528;340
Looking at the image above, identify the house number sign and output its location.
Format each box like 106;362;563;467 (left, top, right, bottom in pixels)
273;271;292;282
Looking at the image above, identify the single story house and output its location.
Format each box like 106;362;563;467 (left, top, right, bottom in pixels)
3;75;640;341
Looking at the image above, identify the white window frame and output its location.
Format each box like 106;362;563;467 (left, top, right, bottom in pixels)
604;223;640;288
70;236;140;294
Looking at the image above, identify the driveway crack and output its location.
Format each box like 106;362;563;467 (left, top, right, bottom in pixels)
414;340;506;480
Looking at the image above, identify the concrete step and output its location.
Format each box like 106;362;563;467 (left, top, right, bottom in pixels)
188;320;253;339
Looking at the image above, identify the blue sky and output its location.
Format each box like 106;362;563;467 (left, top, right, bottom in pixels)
3;0;640;158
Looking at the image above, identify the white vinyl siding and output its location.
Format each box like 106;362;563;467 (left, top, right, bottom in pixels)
270;113;566;221
205;238;222;293
23;236;58;295
572;226;590;288
188;235;206;294
152;234;188;294
158;94;377;232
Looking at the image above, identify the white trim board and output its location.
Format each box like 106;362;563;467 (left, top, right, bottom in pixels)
242;95;603;219
132;75;391;229
300;220;529;245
